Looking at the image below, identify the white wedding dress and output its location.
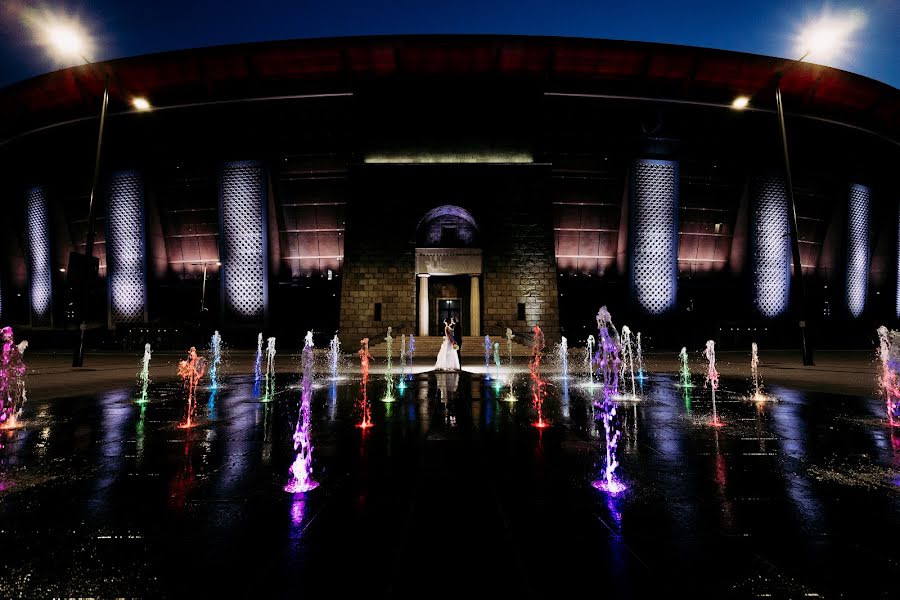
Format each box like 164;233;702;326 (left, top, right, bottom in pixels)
434;326;460;371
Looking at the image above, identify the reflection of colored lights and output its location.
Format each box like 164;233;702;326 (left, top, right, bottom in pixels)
710;419;726;428
502;393;517;402
592;477;627;496
290;498;306;527
532;420;550;429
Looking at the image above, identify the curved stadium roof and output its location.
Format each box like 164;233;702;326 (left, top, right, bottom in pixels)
0;35;897;144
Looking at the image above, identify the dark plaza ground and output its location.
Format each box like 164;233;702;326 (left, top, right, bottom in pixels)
0;348;898;598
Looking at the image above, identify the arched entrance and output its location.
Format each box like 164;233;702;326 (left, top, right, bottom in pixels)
415;206;482;337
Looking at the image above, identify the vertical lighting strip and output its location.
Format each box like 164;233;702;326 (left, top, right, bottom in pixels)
751;176;790;317
106;171;148;324
219;161;267;321
846;183;869;318
26;186;52;327
897;202;900;319
630;159;678;314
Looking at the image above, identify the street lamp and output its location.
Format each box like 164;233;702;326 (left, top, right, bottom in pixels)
30;15;151;365
734;14;861;366
191;261;222;323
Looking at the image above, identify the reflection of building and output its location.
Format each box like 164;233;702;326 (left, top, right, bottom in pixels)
0;36;897;346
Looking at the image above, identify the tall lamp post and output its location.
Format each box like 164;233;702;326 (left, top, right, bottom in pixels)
191;260;222;324
33;18;151;366
733;17;857;367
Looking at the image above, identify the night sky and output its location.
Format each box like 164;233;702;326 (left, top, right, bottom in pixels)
0;0;897;88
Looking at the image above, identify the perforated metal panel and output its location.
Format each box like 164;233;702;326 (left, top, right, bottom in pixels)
630;159;678;314
846;183;869;318
26;186;52;327
751;176;790;317
220;161;267;321
106;171;147;324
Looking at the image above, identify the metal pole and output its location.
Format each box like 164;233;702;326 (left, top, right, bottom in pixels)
73;74;110;367
775;79;814;366
201;263;208;314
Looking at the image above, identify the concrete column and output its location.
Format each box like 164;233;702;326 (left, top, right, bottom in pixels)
418;274;430;336
469;275;480;337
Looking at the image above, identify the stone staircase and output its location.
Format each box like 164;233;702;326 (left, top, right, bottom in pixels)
367;335;533;359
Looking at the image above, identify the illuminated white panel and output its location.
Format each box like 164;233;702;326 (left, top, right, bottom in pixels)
752;176;790;317
846;184;869;318
364;151;532;164
220;161;267;320
630;159;678;314
26;186;52;327
106;171;147;323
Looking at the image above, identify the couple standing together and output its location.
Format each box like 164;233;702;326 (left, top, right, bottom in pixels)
435;316;462;371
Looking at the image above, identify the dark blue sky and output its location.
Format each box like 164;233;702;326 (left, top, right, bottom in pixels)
1;0;897;87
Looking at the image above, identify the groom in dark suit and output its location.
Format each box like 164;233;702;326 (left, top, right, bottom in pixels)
451;316;462;359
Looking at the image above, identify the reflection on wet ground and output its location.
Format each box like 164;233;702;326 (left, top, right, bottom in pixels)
0;371;898;598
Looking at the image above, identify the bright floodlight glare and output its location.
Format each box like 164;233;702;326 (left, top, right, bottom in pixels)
131;97;151;111
24;8;95;64
731;96;749;110
794;9;866;64
47;24;85;58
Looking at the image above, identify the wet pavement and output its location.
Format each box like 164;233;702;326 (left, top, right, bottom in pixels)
1;369;898;598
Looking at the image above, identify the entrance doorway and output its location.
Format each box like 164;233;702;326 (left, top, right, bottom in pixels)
436;298;460;333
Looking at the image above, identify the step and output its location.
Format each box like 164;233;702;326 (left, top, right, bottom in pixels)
367;336;534;357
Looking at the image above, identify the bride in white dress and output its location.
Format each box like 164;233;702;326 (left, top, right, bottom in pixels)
434;318;461;371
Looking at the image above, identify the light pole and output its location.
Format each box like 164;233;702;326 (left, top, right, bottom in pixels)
72;72;109;367
192;261;221;324
773;67;814;366
733;15;858;366
30;16;151;366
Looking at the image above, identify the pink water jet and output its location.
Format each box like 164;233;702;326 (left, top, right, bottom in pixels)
177;346;205;429
356;338;373;429
530;326;549;428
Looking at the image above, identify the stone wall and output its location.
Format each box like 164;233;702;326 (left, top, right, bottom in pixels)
481;174;561;342
339;165;560;343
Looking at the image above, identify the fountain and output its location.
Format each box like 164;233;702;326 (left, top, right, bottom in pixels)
558;335;569;380
530;326;548;428
253;333;263;396
704;340;723;427
493;342;502;392
877;326;900;426
0;327;27;429
399;334;407;388
750;342;766;401
385;327;394;377
595;307;621;402
382;327;395;402
678;347;692;388
208;330;223;390
407;334;415;381
284;332;319;493
502;328;518;401
177;346;206;429
592;308;626;495
137;343;152;404
586;335;596;388
636;332;645;383
328;335;341;380
619;326;637;399
356;338;373;429
262;337;276;402
484;335;493;380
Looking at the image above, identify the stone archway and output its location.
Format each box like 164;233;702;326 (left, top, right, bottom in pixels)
415;206;482;337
